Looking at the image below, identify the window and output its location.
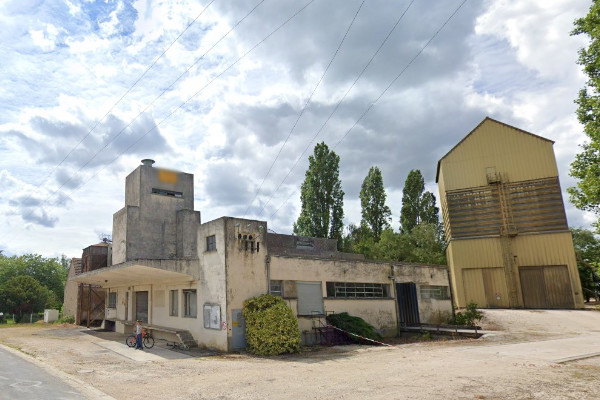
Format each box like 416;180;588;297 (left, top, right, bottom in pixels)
206;235;216;252
203;304;221;329
108;292;117;308
420;285;450;300
183;289;197;318
152;188;183;198
270;280;283;297
326;282;389;298
170;290;179;316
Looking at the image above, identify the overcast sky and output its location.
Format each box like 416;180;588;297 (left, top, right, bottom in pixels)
0;0;595;258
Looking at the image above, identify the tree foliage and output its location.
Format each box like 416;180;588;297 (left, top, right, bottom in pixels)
400;170;439;233
294;142;345;245
242;294;301;356
0;254;67;310
0;275;56;318
570;3;600;231
359;166;391;241
571;228;600;301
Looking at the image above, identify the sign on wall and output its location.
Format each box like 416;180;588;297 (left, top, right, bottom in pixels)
203;304;221;330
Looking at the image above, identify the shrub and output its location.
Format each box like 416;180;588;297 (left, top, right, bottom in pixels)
58;315;75;324
451;302;483;327
242;294;301;356
326;312;382;342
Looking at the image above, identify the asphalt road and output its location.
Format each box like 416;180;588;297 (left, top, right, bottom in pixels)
0;346;85;400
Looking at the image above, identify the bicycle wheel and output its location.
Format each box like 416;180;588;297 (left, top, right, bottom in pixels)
143;336;154;348
126;335;136;347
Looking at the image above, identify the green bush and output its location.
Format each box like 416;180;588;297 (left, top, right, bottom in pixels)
242;294;301;356
451;302;483;327
58;315;75;324
326;312;382;342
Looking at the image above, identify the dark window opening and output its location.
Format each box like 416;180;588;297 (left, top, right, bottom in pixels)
326;282;390;298
206;235;216;252
152;188;183;198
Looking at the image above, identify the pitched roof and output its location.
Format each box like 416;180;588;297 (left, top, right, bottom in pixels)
435;117;554;182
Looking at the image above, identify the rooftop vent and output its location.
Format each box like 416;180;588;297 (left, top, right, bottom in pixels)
141;159;155;167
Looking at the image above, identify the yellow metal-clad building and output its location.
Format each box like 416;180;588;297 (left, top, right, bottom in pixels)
436;117;584;309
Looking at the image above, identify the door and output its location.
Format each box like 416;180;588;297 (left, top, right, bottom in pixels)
232;309;246;350
462;268;509;308
520;265;574;309
135;291;148;322
396;282;420;327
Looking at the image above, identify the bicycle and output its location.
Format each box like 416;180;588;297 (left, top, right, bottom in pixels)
126;329;154;349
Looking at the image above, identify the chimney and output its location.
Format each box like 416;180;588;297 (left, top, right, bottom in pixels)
141;159;155;167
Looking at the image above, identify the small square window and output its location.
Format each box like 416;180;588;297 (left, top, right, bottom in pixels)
270;280;283;297
206;235;216;252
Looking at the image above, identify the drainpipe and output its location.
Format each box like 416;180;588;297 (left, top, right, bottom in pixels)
391;265;400;338
266;255;271;294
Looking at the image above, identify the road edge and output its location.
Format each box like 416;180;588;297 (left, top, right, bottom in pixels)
0;343;115;400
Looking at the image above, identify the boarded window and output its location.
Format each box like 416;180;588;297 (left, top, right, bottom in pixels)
296;282;324;316
203;304;221;329
326;282;389;298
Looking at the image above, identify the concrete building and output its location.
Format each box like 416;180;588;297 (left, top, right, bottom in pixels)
72;159;453;352
436;117;584;309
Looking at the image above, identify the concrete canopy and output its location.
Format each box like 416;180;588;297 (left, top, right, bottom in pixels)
71;259;196;287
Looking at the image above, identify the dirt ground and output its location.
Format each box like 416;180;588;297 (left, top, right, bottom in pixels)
2;309;600;400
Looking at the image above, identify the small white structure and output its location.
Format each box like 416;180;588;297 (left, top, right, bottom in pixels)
44;309;59;323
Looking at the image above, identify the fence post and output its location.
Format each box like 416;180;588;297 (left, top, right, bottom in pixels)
30;313;32;324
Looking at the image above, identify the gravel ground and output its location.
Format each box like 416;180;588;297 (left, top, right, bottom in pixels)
1;309;600;400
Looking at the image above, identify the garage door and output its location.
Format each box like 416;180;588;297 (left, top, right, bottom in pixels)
462;267;509;308
519;265;574;309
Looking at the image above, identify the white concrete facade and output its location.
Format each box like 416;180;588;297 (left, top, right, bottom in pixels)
72;161;453;352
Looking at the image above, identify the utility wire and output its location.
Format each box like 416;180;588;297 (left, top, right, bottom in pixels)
242;0;366;218
56;0;318;207
255;0;417;218
9;0;270;229
52;0;266;193
268;0;469;220
33;0;216;191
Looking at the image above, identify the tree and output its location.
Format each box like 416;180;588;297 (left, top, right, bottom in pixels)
400;170;440;233
571;228;600;301
359;166;391;241
0;254;65;306
294;142;345;246
0;275;56;319
570;3;600;231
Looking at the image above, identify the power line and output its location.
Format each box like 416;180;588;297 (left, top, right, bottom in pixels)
52;0;267;194
268;0;469;221
55;0;318;209
32;0;217;193
255;0;417;218
242;0;366;218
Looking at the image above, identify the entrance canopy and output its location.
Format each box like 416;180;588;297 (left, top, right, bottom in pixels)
72;259;196;287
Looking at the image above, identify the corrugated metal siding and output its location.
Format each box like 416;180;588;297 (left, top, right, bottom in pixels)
462;267;509;308
519;265;574;309
447;239;503;268
512;232;577;266
438;119;558;192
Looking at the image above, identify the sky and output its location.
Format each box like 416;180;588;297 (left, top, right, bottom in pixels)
0;0;596;259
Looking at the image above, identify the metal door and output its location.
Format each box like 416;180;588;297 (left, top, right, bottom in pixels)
135;291;148;322
396;282;420;327
232;309;246;350
520;265;574;309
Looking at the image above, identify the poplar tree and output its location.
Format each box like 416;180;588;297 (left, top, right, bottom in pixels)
570;2;600;231
399;169;439;233
359;166;391;241
294;142;345;245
